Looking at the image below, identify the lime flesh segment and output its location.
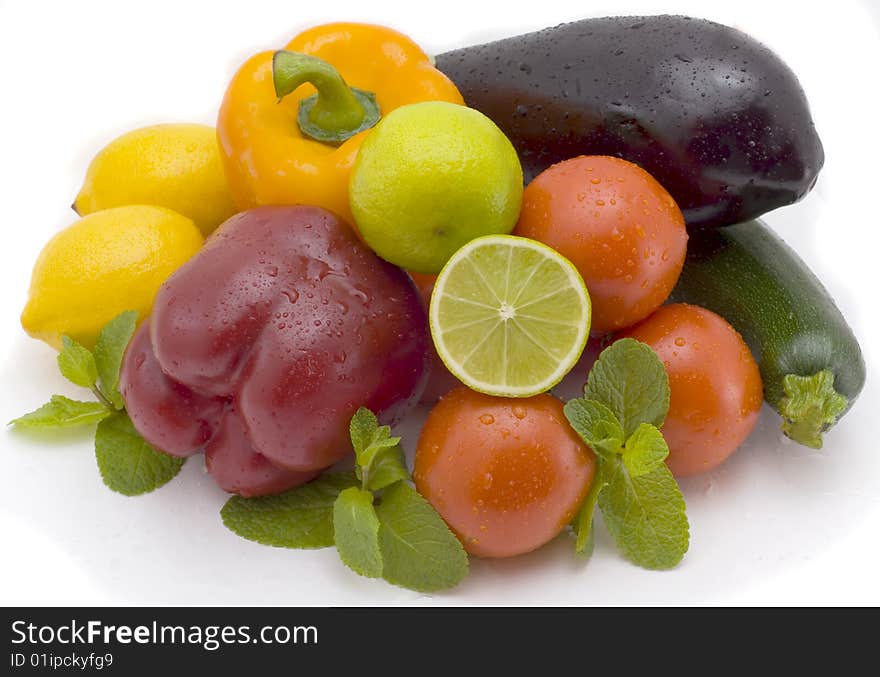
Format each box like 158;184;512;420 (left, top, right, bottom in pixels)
430;235;591;397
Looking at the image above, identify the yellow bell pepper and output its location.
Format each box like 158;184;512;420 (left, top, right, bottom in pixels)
217;23;464;225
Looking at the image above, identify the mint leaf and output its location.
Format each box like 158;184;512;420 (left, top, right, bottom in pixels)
344;408;465;590
584;338;670;437
598;456;688;570
563;398;624;458
94;310;138;409
221;473;358;548
10;395;110;429
57;336;98;389
566;338;686;567
349;407;401;468
95;411;185;496
363;443;409;492
571;461;608;557
334;487;382;578
350;406;381;457
376;482;468;592
623;423;669;478
349;406;406;491
563;397;619;556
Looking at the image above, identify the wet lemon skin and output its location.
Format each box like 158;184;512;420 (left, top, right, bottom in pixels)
21;205;203;350
74;124;235;236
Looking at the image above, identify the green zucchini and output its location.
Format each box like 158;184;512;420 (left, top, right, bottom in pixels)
670;220;865;448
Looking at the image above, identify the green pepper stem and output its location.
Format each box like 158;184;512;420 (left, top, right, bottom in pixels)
778;370;848;449
272;50;381;146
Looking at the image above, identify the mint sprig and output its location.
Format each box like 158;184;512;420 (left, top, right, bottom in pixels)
333;487;383;578
571;462;607;557
599;458;688;570
10;394;111;429
11;311;184;496
623;423;670;478
583;338;670;436
565;338;689;569
349;407;409;492
57;336;99;389
93;310;138;409
221;473;358;548
222;407;468;593
95;412;185;496
376;481;469;592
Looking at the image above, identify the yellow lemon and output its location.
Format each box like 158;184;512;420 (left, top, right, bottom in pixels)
73;124;235;236
21;206;203;350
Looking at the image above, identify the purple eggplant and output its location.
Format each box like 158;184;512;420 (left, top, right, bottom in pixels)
436;15;824;228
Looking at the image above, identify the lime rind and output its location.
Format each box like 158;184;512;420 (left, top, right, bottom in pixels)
430;235;591;398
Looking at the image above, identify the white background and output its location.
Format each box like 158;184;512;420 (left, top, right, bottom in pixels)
0;0;878;605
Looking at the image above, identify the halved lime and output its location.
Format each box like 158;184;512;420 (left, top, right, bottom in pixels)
430;235;591;397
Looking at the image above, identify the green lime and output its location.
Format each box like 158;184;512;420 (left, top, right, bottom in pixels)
430;235;591;397
349;101;523;274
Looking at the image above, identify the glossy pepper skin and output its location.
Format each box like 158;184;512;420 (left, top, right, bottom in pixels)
436;15;824;228
217;23;464;225
120;206;430;496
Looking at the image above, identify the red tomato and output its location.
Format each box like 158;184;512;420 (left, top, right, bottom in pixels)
514;155;687;334
414;387;595;558
619;303;763;477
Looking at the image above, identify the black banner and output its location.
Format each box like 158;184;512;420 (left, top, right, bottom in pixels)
1;607;873;673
